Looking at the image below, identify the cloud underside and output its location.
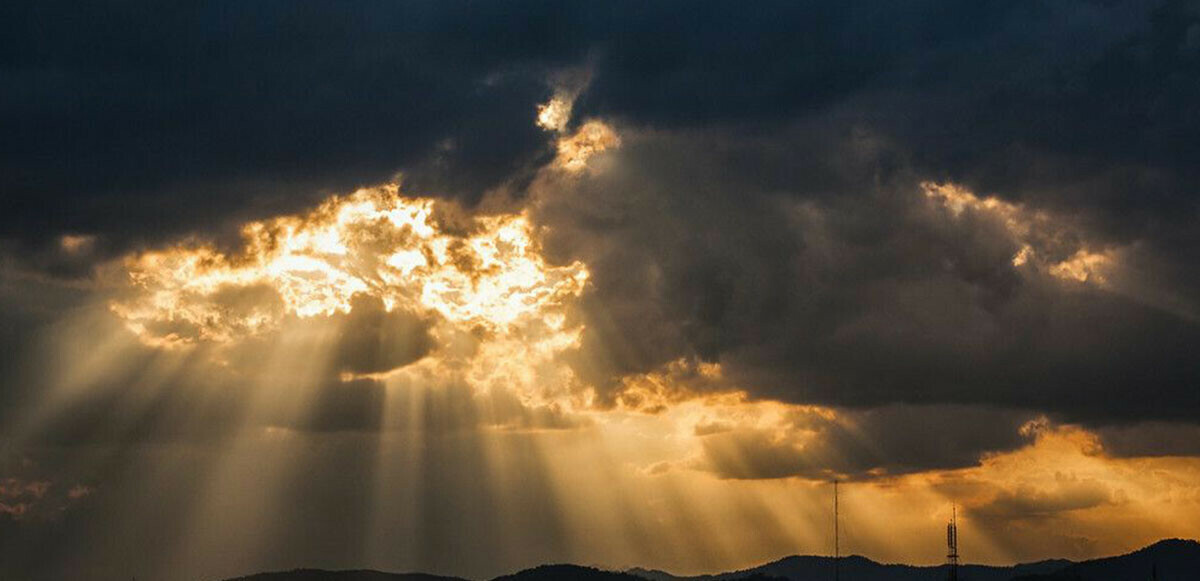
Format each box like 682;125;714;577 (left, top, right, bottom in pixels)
0;0;1198;473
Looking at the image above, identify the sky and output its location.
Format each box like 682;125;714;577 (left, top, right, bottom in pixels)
2;1;1200;580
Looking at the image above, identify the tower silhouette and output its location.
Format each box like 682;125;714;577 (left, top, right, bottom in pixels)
946;506;959;581
833;479;839;581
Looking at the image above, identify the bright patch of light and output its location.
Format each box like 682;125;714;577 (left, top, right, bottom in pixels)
59;234;96;255
537;94;573;132
555;120;620;172
110;185;589;347
922;182;1114;285
1048;249;1111;283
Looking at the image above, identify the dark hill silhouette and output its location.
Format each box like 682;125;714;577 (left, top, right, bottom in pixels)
493;565;782;581
632;554;1069;581
1012;538;1200;581
219;539;1200;581
492;564;654;581
225;570;466;581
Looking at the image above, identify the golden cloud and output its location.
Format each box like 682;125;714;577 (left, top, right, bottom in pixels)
922;181;1115;285
555;120;621;172
109;185;589;349
537;93;574;133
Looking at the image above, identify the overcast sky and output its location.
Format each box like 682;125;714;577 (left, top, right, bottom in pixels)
2;2;1200;580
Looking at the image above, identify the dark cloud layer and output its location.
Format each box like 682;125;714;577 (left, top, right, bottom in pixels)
1;1;576;262
0;0;1197;476
2;0;1198;429
536;121;1200;424
696;405;1037;481
5;1;1196;254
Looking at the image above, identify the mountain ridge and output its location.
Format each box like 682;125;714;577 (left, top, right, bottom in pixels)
629;553;1071;581
221;538;1199;581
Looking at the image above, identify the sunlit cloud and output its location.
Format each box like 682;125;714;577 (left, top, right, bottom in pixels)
919;181;1200;323
3;100;1196;581
108;185;589;351
87;182;605;449
7;173;1200;577
58;234;96;256
536;68;591;134
904;418;1200;561
922;181;1115;285
555;121;621;172
1046;249;1112;284
537;94;574;133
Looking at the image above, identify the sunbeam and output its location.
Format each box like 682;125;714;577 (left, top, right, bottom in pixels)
4;9;1200;578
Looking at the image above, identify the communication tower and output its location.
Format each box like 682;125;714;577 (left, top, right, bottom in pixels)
833;479;840;581
946;506;959;581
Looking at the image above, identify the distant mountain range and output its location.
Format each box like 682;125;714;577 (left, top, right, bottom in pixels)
224;538;1199;581
228;572;464;581
628;554;1071;581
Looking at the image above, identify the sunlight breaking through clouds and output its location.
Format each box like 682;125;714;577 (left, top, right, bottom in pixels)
555;120;620;172
921;181;1115;286
4;84;1197;581
8;177;1200;580
109;186;589;349
921;181;1198;320
3;5;1200;579
536;94;573;133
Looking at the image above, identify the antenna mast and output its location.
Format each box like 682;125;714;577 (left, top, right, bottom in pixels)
946;506;959;581
833;479;840;581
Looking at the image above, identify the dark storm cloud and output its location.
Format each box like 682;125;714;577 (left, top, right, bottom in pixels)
566;0;1200;299
695;405;1036;480
1;0;1198;447
5;1;1192;258
1095;421;1200;457
0;0;591;264
521;1;1200;434
535;117;1200;425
